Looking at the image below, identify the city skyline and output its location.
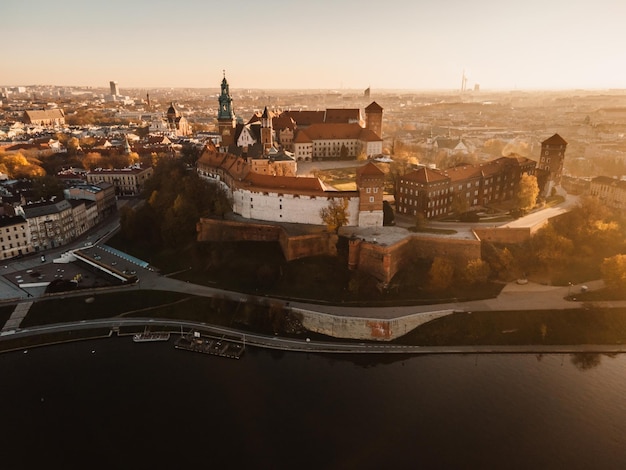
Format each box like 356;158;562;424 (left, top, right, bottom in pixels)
3;0;626;91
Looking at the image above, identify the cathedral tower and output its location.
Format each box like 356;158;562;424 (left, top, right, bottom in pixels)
217;71;236;148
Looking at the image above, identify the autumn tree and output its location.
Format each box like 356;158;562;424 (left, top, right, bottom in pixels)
601;254;626;291
516;173;539;213
0;152;45;178
320;198;350;233
428;256;455;291
483;243;516;281
462;258;491;285
529;224;574;268
81;152;104;170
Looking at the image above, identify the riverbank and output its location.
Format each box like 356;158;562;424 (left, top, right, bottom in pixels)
3;290;626;352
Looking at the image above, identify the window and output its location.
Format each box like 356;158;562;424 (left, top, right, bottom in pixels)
369;197;374;203
366;188;371;193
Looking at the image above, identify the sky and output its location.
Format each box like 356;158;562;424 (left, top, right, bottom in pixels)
3;0;626;91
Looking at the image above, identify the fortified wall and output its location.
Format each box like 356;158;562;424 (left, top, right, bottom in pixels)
348;233;482;285
196;218;337;260
198;218;482;285
473;219;549;245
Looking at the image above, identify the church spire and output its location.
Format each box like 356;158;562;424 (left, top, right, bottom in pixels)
218;71;234;121
217;71;236;148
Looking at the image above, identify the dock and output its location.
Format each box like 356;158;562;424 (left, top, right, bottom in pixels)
174;332;245;359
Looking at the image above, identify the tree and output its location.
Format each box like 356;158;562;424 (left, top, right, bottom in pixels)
450;193;469;215
66;137;81;156
530;224;574;267
462;258;491;285
32;175;65;200
601;254;626;291
516;172;539;212
320;198;350;233
428;256;455;291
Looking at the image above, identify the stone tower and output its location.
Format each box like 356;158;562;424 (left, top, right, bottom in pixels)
365;101;383;139
356;162;385;227
217;71;236;148
538;133;567;195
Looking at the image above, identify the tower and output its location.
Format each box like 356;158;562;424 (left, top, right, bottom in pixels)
364;101;383;139
538;133;567;195
356;162;385;227
217;71;236;148
260;106;273;155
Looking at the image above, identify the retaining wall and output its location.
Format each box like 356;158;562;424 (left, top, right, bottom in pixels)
295;307;457;341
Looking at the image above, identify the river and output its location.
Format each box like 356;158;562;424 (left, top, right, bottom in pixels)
1;336;625;469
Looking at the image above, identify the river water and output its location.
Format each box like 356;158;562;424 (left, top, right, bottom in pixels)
1;337;626;469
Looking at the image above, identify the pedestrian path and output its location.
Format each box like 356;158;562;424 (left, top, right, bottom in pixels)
2;301;33;331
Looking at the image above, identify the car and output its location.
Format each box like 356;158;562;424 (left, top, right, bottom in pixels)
40;255;46;263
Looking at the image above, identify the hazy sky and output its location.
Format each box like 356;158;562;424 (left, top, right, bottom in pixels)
3;0;626;91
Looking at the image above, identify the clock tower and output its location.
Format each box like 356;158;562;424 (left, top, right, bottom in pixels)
217;71;235;148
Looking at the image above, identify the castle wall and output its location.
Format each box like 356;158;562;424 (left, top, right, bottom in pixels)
232;187;360;226
474;220;548;245
196;218;336;261
349;234;482;285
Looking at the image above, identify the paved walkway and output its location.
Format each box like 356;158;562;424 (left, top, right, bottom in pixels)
2;302;33;331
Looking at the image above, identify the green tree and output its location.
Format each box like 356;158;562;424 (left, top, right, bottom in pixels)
320;198;350;233
601;254;626;291
516;172;539;212
32;175;65;200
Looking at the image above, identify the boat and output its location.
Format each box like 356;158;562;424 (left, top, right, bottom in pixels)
133;329;170;342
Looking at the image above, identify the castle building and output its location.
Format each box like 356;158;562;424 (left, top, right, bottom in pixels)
364;101;383;139
216;73;383;161
397;156;537;219
205;73;385;228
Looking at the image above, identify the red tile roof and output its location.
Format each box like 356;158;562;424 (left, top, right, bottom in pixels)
365;101;383;112
403;167;449;184
357;162;384;177
324;108;361;124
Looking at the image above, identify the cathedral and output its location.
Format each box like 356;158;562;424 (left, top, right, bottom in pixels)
196;73;386;228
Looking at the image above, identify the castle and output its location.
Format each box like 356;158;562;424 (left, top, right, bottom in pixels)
197;73;386;228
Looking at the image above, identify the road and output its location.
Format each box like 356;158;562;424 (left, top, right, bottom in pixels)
6;317;626;355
